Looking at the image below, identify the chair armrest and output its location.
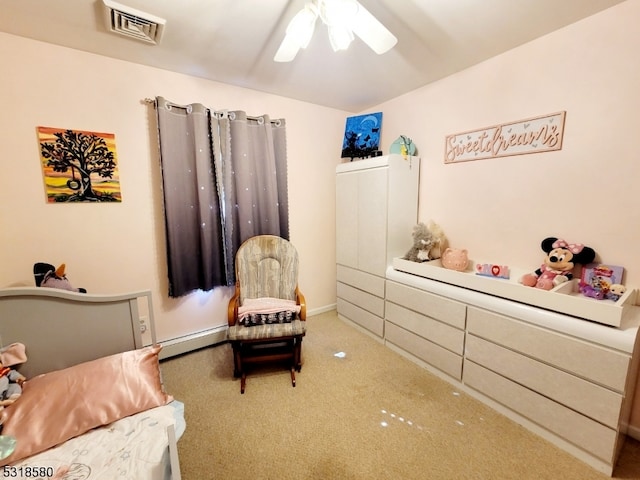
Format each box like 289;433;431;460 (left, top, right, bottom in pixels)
296;286;306;321
228;284;241;326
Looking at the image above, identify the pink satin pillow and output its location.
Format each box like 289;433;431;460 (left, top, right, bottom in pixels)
0;345;172;466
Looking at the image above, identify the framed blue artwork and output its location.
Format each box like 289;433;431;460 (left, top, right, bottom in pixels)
341;112;382;159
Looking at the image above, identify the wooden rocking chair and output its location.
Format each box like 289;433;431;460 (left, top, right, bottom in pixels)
227;235;306;394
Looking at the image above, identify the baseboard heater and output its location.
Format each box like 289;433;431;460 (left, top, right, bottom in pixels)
159;326;228;360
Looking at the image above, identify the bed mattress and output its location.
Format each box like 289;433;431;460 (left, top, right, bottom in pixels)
7;400;185;480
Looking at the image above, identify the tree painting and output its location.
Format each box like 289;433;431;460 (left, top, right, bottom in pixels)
37;126;122;202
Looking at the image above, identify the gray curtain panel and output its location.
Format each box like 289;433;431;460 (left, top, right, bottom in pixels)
156;97;226;297
223;111;290;283
156;98;289;296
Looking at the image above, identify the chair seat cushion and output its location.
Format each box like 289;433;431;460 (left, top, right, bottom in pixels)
241;310;296;326
228;320;306;341
238;297;301;326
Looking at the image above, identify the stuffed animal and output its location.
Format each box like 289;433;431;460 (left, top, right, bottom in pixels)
403;221;448;263
520;237;596;290
34;262;86;293
441;247;469;271
426;220;447;260
403;223;435;262
0;343;27;408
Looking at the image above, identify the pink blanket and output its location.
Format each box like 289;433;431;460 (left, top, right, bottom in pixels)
238;297;301;323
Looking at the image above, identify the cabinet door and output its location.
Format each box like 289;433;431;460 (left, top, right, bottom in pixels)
357;167;388;275
336;171;359;269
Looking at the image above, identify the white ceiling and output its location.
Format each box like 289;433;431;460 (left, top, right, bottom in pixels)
0;0;624;112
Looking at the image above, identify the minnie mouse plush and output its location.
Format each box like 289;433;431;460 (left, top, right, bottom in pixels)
520;237;596;290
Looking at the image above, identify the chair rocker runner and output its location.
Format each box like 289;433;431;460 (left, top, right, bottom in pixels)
227;235;307;393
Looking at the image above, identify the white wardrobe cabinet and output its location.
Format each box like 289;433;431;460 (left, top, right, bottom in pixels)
336;165;388;275
335;155;420;337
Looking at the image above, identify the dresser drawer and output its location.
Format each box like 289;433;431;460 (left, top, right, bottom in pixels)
463;361;617;463
386;281;466;329
337;298;384;337
385;322;463;380
467;307;629;391
465;335;622;428
386;302;465;355
337;265;385;298
337;282;384;317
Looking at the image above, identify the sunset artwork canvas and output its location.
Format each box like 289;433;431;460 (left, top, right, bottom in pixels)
37;126;122;203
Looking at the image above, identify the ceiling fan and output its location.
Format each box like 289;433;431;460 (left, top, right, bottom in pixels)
274;0;397;62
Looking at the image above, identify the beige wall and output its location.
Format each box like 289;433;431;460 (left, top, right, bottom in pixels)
0;32;345;342
371;0;640;431
375;1;639;286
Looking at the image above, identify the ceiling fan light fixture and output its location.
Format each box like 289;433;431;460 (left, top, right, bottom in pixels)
322;0;358;28
274;0;396;62
328;25;354;52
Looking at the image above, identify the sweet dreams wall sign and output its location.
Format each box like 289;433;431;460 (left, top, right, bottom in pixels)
444;111;566;164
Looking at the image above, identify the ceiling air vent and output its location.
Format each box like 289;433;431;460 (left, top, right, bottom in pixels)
103;0;166;45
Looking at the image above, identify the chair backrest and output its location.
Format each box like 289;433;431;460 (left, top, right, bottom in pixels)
235;235;299;304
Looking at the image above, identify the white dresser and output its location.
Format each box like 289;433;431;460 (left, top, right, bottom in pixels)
385;279;466;380
384;265;640;475
335;155;419;338
334;155;640;474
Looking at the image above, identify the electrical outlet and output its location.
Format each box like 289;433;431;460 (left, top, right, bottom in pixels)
139;316;148;334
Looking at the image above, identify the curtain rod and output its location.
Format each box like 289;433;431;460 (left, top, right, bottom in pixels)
143;98;282;125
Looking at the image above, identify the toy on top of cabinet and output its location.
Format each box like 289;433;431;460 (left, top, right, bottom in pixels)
402;221;447;263
520;237;596;291
579;263;626;301
441;247;469;272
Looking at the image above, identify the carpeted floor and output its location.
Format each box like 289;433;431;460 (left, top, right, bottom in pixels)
160;310;640;480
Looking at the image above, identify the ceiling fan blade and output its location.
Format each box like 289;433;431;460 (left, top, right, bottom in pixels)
274;34;302;62
274;4;318;62
351;1;397;54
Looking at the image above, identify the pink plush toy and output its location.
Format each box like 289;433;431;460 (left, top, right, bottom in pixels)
441;248;469;271
520;237;596;290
